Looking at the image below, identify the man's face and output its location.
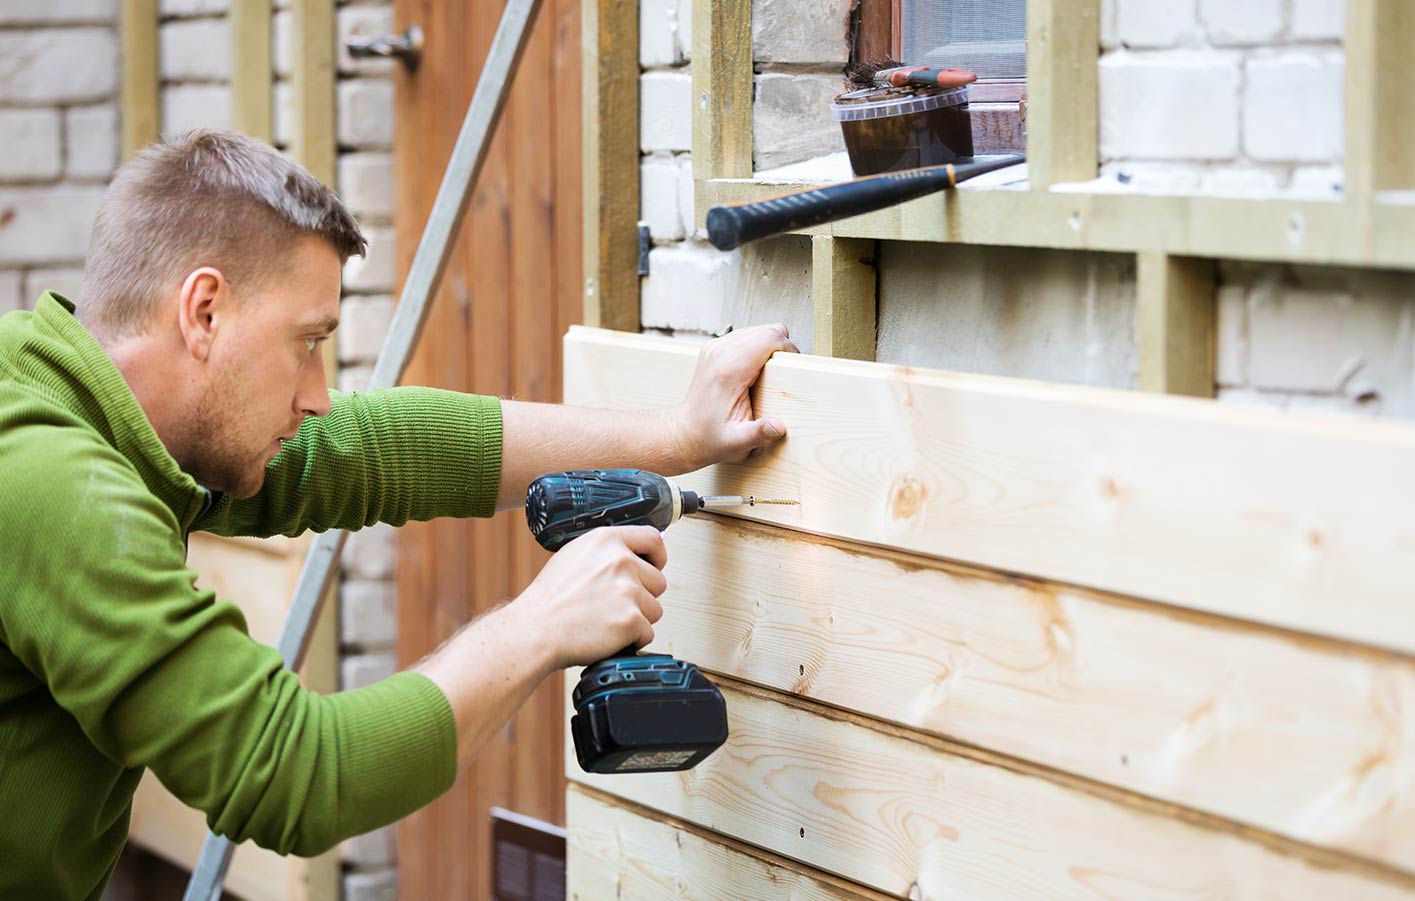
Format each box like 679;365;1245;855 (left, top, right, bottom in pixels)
185;237;342;499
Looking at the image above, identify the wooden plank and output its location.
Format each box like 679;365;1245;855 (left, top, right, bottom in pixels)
691;0;752;203
1136;252;1215;397
1345;0;1415;196
230;0;274;142
1025;0;1099;188
291;0;336;185
581;0;639;331
120;0;159;158
569;679;1415;899
811;235;877;361
699;177;1415;273
567;785;894;900
651;514;1415;873
563;327;1415;654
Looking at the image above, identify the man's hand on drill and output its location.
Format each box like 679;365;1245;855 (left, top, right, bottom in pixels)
667;322;799;471
515;525;668;667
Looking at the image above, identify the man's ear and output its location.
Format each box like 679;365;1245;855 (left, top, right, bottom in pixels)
177;267;230;361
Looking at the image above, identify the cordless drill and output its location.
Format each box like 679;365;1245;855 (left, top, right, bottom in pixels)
526;469;794;775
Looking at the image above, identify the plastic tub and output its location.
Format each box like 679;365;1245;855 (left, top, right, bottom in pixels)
830;84;973;175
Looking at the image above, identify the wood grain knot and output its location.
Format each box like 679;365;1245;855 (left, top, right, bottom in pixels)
889;474;928;521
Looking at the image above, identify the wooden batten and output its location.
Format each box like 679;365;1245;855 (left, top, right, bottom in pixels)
652;514;1415;874
1136;252;1215;397
568;679;1415;899
291;0;336;186
810;235;877;361
567;786;893;900
581;0;639;331
1345;0;1415;196
690;0;752;221
563;327;1415;654
230;0;275;143
1024;0;1099;188
120;0;160;157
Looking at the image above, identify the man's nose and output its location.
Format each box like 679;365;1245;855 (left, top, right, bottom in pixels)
297;349;333;418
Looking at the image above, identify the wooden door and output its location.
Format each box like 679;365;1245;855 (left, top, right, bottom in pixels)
392;0;582;896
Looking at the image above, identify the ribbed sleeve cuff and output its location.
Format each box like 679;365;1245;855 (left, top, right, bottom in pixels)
327;671;458;833
464;393;503;519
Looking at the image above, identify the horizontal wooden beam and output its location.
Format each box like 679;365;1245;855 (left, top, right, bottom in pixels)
568;785;893;900
569;679;1415;899
653;515;1415;873
563;327;1415;654
699;178;1415;272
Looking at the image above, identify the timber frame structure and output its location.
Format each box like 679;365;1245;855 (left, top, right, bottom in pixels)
576;0;1415;897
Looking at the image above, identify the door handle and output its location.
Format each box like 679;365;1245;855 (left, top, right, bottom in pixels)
346;24;424;71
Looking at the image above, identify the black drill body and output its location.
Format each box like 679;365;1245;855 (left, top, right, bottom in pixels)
526;469;728;774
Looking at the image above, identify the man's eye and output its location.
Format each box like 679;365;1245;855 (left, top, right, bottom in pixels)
305;339;319;353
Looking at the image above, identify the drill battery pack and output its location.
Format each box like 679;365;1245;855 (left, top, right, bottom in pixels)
570;654;728;774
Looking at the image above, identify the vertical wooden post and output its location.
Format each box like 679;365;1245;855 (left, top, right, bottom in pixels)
691;0;752;192
1345;0;1415;196
811;236;877;361
120;0;160;157
581;0;639;331
1025;0;1099;189
1136;252;1215;397
230;0;274;142
292;0;337;186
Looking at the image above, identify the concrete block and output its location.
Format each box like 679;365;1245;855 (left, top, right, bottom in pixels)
1289;163;1343;196
1199;0;1283;45
1243;51;1343;162
337;293;395;363
752;0;849;64
1292;0;1345;41
343;226;395;293
1113;0;1203;48
676;155;695;238
158;0;226;15
159;17;231;81
877;243;1138;388
753;72;846;170
344;870;397;901
24;266;85;302
1245;264;1415;416
342;520;396;580
640;72;692;153
1214;282;1247;386
641;243;739;334
0;186;106;265
338;79;395;149
338;5;396;75
1099;51;1239;160
0;0;116;24
274;80;292;146
0;271;24;315
162;84;232;135
640;0;690;67
729;234;813;353
1199;165;1282;195
338;151;394;221
1098;161;1205;192
0;110;62;181
340;825;397;869
338;364;373;394
340;579;396;649
341;652;397;692
0;29;117;104
640;156;685;241
66;105;118;179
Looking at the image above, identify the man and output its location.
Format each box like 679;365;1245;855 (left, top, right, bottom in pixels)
0;130;795;898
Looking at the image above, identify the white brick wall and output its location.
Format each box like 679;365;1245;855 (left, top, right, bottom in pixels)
641;243;740;334
639;72;692;153
0;110;64;181
640;0;690;67
752;73;845;171
1100;0;1346;194
752;0;850;63
159;17;231;82
0;29;117;103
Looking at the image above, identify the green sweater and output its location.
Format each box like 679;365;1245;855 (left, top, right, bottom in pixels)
0;293;503;899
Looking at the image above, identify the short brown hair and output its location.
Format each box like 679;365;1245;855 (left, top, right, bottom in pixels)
78;129;366;338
